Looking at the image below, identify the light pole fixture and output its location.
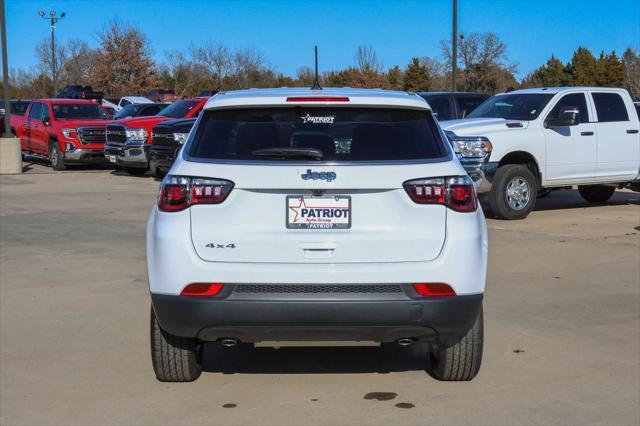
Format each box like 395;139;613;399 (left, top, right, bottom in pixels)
452;0;457;92
38;9;65;95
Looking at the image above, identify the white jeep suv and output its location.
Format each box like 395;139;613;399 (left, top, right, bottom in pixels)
147;88;488;382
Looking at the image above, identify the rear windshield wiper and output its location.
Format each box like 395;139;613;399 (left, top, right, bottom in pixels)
251;147;323;160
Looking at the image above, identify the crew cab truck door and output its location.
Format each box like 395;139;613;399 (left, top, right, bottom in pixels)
543;92;596;183
590;92;640;181
21;102;43;154
37;103;52;155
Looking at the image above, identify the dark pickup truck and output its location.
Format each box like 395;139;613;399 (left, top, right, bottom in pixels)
56;85;104;101
149;117;196;177
417;92;489;121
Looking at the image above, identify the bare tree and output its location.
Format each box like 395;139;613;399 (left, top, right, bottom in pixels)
623;48;640;100
440;32;517;92
61;39;96;86
35;38;67;94
192;41;231;89
230;48;270;88
296;67;315;86
355;45;383;73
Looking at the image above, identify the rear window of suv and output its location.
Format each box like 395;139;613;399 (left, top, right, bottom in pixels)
189;107;448;162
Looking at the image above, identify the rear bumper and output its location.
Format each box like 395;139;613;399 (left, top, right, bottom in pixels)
151;292;483;342
104;142;150;168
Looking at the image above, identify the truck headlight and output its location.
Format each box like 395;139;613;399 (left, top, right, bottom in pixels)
445;131;492;160
125;128;148;143
62;128;77;139
173;133;189;144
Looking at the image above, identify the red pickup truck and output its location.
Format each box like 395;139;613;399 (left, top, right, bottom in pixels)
17;99;110;170
104;98;207;175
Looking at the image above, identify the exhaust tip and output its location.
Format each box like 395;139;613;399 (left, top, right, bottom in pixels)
220;338;238;347
397;338;415;346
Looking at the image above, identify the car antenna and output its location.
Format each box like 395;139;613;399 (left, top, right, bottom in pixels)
311;45;322;91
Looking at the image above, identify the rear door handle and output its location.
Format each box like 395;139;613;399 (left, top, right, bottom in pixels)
581;131;594;136
627;129;639;134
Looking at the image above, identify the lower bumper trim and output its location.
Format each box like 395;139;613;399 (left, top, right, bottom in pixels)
63;148;108;163
151;293;483;343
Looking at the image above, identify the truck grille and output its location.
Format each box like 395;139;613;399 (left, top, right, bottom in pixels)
77;127;106;144
106;124;127;145
233;284;403;294
150;130;174;148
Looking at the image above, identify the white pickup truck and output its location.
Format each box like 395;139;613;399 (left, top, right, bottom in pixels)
441;87;640;219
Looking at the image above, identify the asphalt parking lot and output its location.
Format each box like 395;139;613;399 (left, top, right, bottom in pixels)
1;165;639;426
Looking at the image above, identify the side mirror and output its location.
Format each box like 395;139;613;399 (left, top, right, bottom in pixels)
43;120;50;127
547;106;580;128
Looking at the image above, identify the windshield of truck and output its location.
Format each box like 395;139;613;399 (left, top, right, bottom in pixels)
114;104;137;119
467;94;554;121
52;103;108;119
158;100;199;118
189;107;448;162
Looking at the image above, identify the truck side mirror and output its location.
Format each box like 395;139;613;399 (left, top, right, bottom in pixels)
43;119;50;127
547;106;580;128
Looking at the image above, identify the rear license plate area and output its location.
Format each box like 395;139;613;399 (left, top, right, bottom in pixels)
286;195;351;229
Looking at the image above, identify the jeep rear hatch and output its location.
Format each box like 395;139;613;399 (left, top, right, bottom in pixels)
180;107;458;264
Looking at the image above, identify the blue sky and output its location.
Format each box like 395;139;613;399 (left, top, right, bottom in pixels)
5;0;640;80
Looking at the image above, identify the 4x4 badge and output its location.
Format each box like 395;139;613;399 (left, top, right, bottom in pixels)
301;169;336;182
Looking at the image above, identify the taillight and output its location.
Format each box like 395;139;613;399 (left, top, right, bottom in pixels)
413;283;456;297
158;175;233;212
180;283;224;297
403;176;478;213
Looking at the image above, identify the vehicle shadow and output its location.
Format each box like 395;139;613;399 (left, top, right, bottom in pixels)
21;157;114;173
109;169;150;178
200;342;430;374
482;189;640;218
533;189;640;212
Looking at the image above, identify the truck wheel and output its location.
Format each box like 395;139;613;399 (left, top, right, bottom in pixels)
49;141;66;171
488;164;536;220
428;307;483;381
578;185;615;203
150;305;201;382
123;167;147;176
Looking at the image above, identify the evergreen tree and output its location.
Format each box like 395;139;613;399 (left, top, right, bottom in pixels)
404;57;431;92
537;55;570;86
599;52;626;87
386;65;404;90
567;47;599;86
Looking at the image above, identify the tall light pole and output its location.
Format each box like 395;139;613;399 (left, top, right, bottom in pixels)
1;0;11;137
38;9;65;95
452;0;457;92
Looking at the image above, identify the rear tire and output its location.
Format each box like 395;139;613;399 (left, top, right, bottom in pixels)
49;141;66;171
150;305;202;382
487;164;536;220
428;307;483;381
578;185;615;203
